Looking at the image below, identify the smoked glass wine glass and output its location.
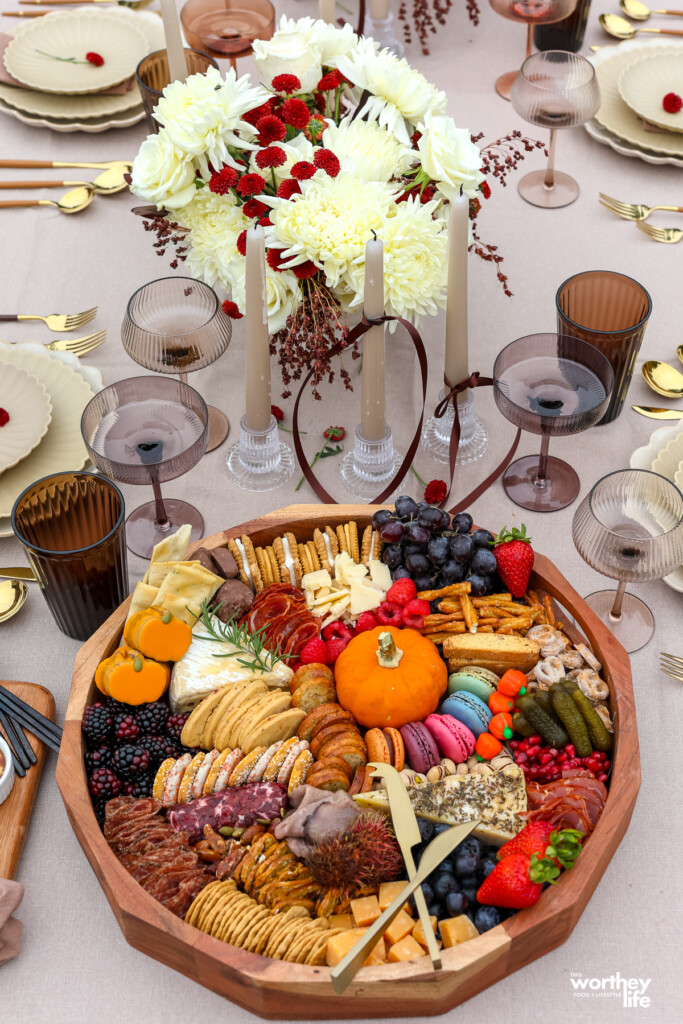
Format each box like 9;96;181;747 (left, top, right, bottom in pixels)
81;376;208;559
122;277;231;452
572;469;683;652
493;333;613;512
510;50;600;208
488;0;578;100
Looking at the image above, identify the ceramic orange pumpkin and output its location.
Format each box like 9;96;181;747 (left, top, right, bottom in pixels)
334;626;447;728
95;645;170;706
123;606;192;662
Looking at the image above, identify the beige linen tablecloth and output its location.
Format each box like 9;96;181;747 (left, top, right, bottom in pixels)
0;2;680;1021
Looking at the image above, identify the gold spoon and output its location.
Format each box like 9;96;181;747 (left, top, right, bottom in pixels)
0;159;132;173
0;579;28;623
619;0;683;19
600;12;683;37
0;185;95;214
642;360;683;397
677;344;683;366
0;167;128;196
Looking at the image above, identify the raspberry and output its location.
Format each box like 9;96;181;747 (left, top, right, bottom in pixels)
113;713;141;742
110;745;150;781
325;636;349;664
300;637;328;665
386;578;417;607
354;611;378;633
663;92;683;114
84;746;112;774
401;598;430;629
82;704;114;747
376;601;403;626
166;712;189;742
322;621;354;642
89;767;121;801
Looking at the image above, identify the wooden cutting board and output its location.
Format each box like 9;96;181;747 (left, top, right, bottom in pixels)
0;681;55;880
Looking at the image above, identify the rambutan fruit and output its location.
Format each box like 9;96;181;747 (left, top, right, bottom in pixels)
306;812;404;894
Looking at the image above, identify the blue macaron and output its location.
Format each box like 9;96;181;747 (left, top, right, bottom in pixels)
440;692;492;738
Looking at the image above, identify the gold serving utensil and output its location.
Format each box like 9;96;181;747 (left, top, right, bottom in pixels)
0;171;127;196
642;360;683;397
0;580;28;623
632;405;683;418
661;652;683;682
3;10;49;15
677;344;683;366
599;192;683;221
636;220;683;243
0;307;97;331
0;185;94;214
0;158;132;172
19;0;153;7
0;567;36;582
600;12;683;37
620;0;683;19
2;329;106;355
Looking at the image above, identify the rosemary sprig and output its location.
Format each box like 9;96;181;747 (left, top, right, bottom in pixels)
194;601;289;671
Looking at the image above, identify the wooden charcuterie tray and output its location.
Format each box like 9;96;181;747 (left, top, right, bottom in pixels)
56;505;640;1019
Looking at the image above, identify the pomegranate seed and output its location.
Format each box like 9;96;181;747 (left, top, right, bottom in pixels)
565;744;575;756
548;748;559;757
520;764;529;773
598;772;608;782
516;752;528;764
529;735;543;745
540;753;553;764
528;766;539;779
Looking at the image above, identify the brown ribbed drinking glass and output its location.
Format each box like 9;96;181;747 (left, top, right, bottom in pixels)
11;473;128;641
556;271;652;424
135;48;219;131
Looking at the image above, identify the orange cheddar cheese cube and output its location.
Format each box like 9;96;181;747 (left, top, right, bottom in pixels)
363;954;384;967
412;916;438;947
439;915;479;948
350;895;382;928
382;909;414;946
328;913;354;932
378;881;413;914
387;935;427;963
325;928;366;967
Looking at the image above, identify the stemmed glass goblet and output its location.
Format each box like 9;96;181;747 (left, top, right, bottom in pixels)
181;0;274;70
572;469;683;652
81;376;209;560
510;51;600;208
488;0;578;100
493;333;613;512
122;277;231;452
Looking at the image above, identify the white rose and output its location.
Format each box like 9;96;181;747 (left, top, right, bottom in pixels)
231;263;300;334
416;112;484;200
252;19;322;93
129;131;197;210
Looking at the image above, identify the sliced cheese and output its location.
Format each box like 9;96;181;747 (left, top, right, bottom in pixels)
349;578;383;615
302;569;332;590
369;559;392;591
146;560;201;589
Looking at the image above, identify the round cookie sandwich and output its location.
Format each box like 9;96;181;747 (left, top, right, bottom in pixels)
447;666;500;703
440;692;493;739
424;714;476;763
399;721;440;774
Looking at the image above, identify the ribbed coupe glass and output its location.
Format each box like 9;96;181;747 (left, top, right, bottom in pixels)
181;0;275;66
510;51;600;208
122;277;232;452
493;333;613;512
81;376;208;560
488;0;578;99
572;469;683;652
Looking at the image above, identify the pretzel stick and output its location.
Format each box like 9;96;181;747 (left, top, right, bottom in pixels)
527;589;541;607
425;627;467;644
459;594;478;633
423;621;467;638
477;626;494;633
543;594;556;626
417;582;471;601
423;612;465;627
495;616;533;630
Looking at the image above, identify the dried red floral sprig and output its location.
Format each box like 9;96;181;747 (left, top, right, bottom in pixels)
324;426;345;442
35;48;105;66
0;408;10;427
663;92;683;114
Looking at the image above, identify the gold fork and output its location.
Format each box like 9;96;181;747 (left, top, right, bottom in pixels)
636;221;683;244
0;307;97;332
661;652;683;681
1;330;106;356
599;192;683;221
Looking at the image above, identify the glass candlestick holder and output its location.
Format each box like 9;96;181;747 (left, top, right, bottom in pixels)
365;13;405;58
225;414;295;491
421;390;488;464
340;424;403;501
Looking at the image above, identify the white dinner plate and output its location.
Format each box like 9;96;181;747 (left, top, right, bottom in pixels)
0;97;145;133
0;363;52;473
630;423;683;594
585;117;683;169
618;53;683;135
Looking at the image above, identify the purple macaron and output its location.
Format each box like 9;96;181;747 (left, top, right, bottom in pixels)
400;721;440;774
424;714;476;763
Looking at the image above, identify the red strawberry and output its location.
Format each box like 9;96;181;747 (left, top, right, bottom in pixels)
493;525;534;598
386;578;417;607
376;601;403;626
325;636;349;665
497;822;555;862
401;598;430;629
300;638;327;665
499;825;583;870
355;611;379;633
476;853;543;909
322;620;354;642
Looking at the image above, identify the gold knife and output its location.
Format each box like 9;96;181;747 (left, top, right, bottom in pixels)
632;406;683;420
0;567;36;581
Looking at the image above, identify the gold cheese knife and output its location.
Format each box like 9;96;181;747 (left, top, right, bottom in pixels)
0;567;36;581
632;406;683;419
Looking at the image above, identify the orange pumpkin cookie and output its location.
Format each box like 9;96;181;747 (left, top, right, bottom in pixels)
95;646;170;706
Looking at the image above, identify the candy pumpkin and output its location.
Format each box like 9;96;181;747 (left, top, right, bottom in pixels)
123;606;191;662
95;645;170;706
334;626;447;729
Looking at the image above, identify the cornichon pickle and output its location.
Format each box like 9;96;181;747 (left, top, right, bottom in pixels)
512;711;535;737
534;690;554;714
572;689;613;752
549;684;592;757
560;677;579;694
517;695;569;748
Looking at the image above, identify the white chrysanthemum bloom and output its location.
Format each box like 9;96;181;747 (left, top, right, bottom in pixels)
129;130;197;210
230;262;301;334
263;173;398;287
252;16;323;92
153;66;269;178
249;134;314;185
181;191;248;288
416;111;485;200
336;40;446;144
323;118;414;183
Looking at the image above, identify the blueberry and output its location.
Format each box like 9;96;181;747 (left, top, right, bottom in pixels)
441;559;468;584
480;857;498;880
470;548;497;576
484;576;500;595
428;902;443;919
466;573;487;597
429;599;442;614
455;852;481;876
457;838;482;858
449;534;474;564
417;818;435;843
419;881;434;906
452;512;474;534
395;495;419;520
434;823;451;836
445;891;468;915
471;528;495;548
458;874;479;889
474;906;501;932
461;885;479;906
433;872;459;900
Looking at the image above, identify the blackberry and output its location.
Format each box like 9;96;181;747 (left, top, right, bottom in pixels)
136;701;169;736
84;745;112;774
113;712;141;742
122;775;154;798
110;744;150;781
93;796;109;824
166;711;189;742
141;735;177;768
89;766;121;801
82;704;114;747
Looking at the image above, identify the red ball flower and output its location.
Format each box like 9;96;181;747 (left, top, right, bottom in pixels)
424;479;448;505
242;197;269;219
313;149;340;178
282;97;310;130
304;114;327;142
258;215;271;227
267;248;288;272
290;161;316;181
293;260;318;280
86;52;105;67
420;186;435;204
276;178;301;199
272;74;302;94
411;130;422;148
236;230;247;257
255;146;287;169
663;91;683;114
324;425;345;441
222;300;243;320
209;166;239;194
271;405;284;421
237;172;265;197
0;408;10;427
242;99;275;127
317;70;342;91
256;114;286;145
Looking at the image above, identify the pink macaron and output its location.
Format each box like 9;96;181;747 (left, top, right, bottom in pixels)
424;714;476;763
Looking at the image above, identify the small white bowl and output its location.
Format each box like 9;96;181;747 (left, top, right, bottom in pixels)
0;735;15;806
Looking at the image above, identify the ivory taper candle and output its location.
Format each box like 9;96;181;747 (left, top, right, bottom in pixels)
160;0;188;85
361;235;387;442
370;0;390;19
245;225;272;432
318;0;336;23
444;189;469;405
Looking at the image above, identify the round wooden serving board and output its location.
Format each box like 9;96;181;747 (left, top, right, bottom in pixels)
56;505;640;1019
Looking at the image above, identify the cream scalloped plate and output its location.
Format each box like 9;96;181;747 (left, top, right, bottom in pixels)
618;53;683;135
0;98;145;134
0;364;52;474
4;10;148;95
590;40;683;159
0;80;142;120
585;118;683;169
630;423;683;593
0;344;102;531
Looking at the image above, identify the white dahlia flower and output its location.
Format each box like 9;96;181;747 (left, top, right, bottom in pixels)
322;118;414;183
